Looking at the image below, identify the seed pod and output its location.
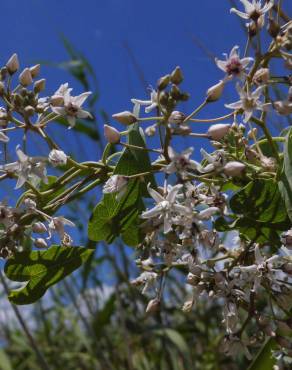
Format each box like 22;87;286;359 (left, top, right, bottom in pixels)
207;124;230;141
104;124;120;143
170;66;183;84
223;161;246;177
29;64;41;78
19;68;33;86
112;111;137;125
6;53;19;74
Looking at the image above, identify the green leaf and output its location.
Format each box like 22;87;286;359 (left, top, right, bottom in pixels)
88;179;144;245
88;131;148;246
279;127;292;222
5;245;93;305
127;123;156;193
216;179;290;245
247;339;277;370
0;349;13;370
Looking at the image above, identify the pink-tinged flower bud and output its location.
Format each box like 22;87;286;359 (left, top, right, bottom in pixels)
34;238;48;249
168;110;185;124
145;298;160;313
29;64;41;78
223;161;246;177
112;111;137;125
252;68;270;85
6;53;19;74
206;80;224;102
104;124;120;143
32;222;47;233
207;123;230;141
34;79;46;93
19;68;33;86
50;95;64;106
48;149;67;167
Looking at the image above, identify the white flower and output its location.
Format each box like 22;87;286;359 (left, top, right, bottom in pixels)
240;245;279;291
230;0;274;27
225;83;269;122
131;271;158;295
199;149;225;173
216;46;253;80
51;84;92;127
103;175;128;199
48;149;67;167
141;184;187;234
0;146;47;189
48;216;75;240
164;147;199;179
131;87;158;113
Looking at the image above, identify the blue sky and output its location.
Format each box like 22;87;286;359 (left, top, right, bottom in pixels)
0;0;291;222
1;0;267;120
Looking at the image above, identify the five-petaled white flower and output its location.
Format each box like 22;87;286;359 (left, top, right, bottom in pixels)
225;83;269;122
131;87;158;113
230;0;274;27
164;147;199;179
48;216;75;240
239;245;279;291
142;184;188;234
274;86;292;116
0;146;47;189
51;84;92;127
216;45;253;80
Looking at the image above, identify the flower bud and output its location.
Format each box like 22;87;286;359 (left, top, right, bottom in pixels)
207;123;230;141
24;105;35;117
145;124;156;136
268;18;280;38
145;298;160;313
29;64;41;78
6;53;19;74
0;67;8;80
170;66;183;85
157;74;170;91
34;238;48;249
50;95;64;106
48;149;67;167
223;161;246;177
170;84;181;100
19;68;33;86
104;124;120;143
112;111;137;125
252;68;270;85
168;111;185;124
34;79;46;93
32;222;47;233
206;80;224;102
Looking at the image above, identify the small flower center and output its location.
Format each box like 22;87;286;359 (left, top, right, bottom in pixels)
226;58;242;76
